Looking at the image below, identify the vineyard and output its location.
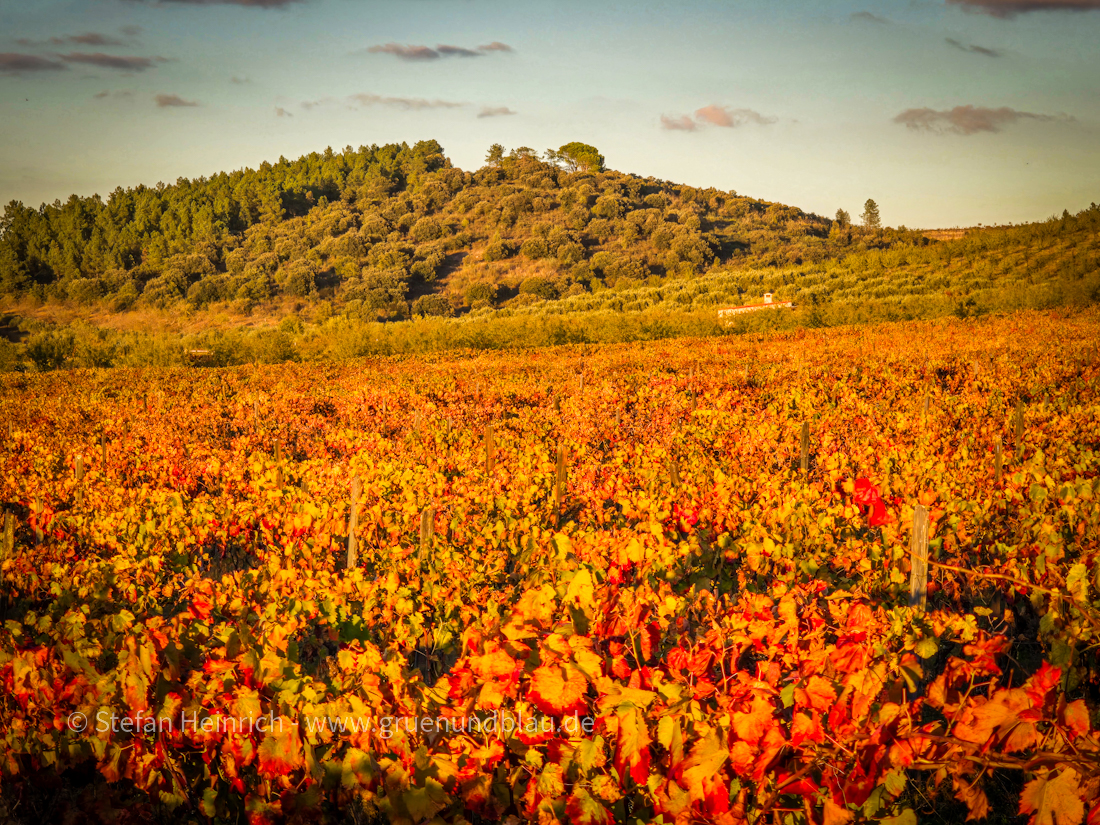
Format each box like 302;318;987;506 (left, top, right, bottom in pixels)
2;308;1100;824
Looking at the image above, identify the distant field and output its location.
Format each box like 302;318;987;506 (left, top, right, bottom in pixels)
2;309;1099;824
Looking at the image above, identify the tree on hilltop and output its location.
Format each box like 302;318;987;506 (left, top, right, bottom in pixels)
485;144;504;166
862;199;881;230
546;142;604;174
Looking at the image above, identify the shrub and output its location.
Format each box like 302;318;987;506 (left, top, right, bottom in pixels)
556;242;585;267
142;272;187;308
234;274;277;305
520;238;551;260
281;264;316;297
249;329;296;363
465;282;500;306
26;329;74;371
187;275;231;307
112;281;139;311
65;278;104;305
410;216;444;242
411;248;446;281
519;276;560;301
483;236;517;262
592;195;626;219
412;294;454;317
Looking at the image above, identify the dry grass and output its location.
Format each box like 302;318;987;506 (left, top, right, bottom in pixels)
0;295;309;334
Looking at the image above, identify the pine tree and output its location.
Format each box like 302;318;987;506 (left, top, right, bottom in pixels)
861;199;881;230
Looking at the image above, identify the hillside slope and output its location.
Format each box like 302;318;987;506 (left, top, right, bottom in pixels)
0;141;917;320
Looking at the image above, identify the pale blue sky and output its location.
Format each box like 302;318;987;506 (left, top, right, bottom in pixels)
1;0;1097;227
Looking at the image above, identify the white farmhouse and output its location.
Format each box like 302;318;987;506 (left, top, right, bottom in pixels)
717;293;796;322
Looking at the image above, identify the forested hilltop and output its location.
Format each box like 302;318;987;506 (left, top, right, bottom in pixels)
1;140;918;317
1;140;1098;370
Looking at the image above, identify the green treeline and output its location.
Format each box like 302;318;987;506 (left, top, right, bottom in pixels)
1;140;1098;372
1;140;918;317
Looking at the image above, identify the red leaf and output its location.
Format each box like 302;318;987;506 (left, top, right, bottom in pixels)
189;596;213;621
528;664;588;717
1025;663;1062;707
1062;699;1091;739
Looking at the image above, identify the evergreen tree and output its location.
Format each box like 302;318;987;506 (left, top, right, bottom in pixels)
861;199;881;230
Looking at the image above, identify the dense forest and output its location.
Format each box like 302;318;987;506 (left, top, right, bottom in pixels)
0;140;925;318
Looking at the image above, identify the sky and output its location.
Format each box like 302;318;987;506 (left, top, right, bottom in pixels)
1;0;1098;229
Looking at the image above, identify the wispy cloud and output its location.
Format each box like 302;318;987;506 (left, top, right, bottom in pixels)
660;114;698;131
0;53;67;73
365;41;514;61
60;53;168;71
437;45;481;58
947;0;1100;15
93;89;134;100
850;10;890;22
121;25;143;37
348;92;466;110
67;32;129;46
155;93;199;107
477;106;516;118
661;105;776;132
694;105;777;128
275;106;292;117
945;37;1002;56
130;0;306;7
230;75;249;84
368;43;439;61
19;32;131;47
893;104;1065;134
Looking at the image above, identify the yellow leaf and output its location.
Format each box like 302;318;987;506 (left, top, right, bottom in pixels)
1019;769;1085;825
565;568;595;611
823;798;853;825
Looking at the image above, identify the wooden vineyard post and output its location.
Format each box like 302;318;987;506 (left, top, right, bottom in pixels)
274;442;284;488
669;453;681;491
909;505;930;611
922;396;929;418
484;423;495;476
554;444;567;522
100;434;107;471
33;497;43;546
993;435;1003;485
253;398;261;430
615;409;622;431
553;396;561;414
75;455;84;506
1014;399;1025;458
419;507;434;568
347;476;361;571
3;511;13;558
0;511;11;612
800;422;810;474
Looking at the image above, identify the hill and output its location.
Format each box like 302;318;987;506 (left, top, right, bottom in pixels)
0;141;1097;370
1;140;918;318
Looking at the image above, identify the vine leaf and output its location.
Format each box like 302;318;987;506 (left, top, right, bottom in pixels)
1019;769;1085;825
528;663;588;716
